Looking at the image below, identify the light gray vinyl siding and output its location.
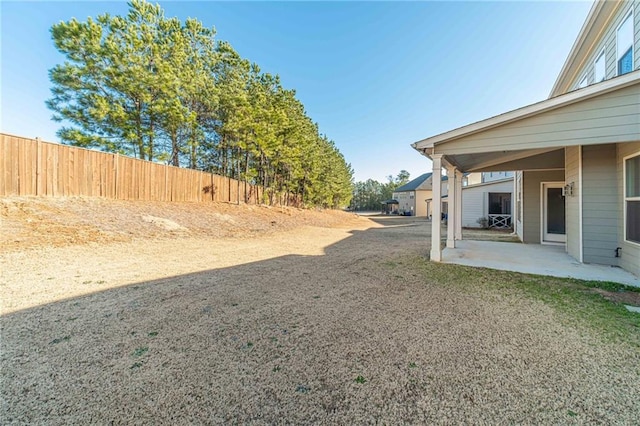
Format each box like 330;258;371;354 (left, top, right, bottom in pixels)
434;84;640;156
461;187;484;228
461;179;513;228
570;1;638;91
618;141;640;276
582;144;619;265
522;170;565;244
565;146;581;260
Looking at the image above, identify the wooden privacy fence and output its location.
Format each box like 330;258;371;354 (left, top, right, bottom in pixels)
0;133;264;203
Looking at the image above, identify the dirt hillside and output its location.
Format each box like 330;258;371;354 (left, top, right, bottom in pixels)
0;196;365;253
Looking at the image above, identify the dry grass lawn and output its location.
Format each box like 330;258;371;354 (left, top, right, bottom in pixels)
1;197;639;424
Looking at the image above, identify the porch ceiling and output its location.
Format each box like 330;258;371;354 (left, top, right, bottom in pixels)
447;148;565;172
412;71;640;173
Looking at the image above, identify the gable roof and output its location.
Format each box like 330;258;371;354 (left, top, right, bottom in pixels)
394;173;432;192
394;173;448;192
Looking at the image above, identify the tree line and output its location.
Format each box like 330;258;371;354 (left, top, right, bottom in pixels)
47;0;353;207
350;171;410;211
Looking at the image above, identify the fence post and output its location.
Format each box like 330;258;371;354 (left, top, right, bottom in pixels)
36;137;42;195
114;153;118;199
164;164;168;202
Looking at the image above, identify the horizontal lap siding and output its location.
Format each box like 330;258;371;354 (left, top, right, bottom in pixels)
461;188;484;227
565;146;581;261
582;144;619;265
571;2;637;91
438;85;640;155
618;141;640;277
0;134;266;205
461;179;514;228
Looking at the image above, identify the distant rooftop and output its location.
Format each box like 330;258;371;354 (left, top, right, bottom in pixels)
394;172;448;192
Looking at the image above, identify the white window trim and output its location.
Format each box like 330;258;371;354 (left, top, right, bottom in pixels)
623;151;640;247
616;9;635;76
578;75;588;89
594;49;606;83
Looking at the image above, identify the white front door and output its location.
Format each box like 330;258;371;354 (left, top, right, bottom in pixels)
542;182;566;243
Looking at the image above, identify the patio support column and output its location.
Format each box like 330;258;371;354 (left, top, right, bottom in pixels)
446;165;457;249
455;169;463;240
431;154;443;261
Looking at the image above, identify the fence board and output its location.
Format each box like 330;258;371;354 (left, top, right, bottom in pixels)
0;133;277;205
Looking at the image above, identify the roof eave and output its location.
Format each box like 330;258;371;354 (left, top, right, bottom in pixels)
549;0;624;98
412;70;640;152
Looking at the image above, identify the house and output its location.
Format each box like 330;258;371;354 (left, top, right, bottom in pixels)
462;172;515;229
392;173;448;217
412;0;640;278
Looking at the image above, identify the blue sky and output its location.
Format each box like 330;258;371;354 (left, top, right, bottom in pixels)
1;0;593;182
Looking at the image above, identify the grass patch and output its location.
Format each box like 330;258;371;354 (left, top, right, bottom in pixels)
354;375;367;384
410;256;640;347
131;347;148;357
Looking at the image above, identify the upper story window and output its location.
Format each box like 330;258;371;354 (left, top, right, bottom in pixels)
578;75;588;88
594;51;606;82
617;11;634;75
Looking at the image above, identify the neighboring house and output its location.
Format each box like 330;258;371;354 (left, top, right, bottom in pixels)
392;173;448;217
412;0;640;277
462;172;515;228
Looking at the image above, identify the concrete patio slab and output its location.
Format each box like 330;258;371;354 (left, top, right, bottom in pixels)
442;240;640;288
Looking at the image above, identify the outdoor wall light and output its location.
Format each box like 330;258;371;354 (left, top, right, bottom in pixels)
563;182;575;197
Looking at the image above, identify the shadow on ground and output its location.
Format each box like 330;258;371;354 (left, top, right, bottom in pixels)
2;217;639;424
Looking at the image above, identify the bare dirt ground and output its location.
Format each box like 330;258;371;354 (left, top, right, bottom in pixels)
1;197;640;424
0;197;362;253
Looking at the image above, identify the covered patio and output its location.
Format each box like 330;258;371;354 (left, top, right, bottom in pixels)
443;239;640;287
412;71;640;281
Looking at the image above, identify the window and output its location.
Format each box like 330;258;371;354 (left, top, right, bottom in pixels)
488;193;511;215
578;75;588;88
594;51;606;82
617;12;634;75
625;153;640;244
